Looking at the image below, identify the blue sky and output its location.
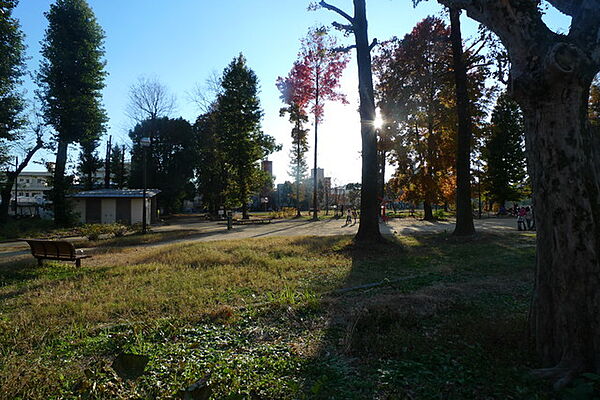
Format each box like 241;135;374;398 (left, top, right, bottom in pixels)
14;1;569;185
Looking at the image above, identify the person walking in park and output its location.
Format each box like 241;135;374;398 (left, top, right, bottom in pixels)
345;208;353;225
352;208;358;225
517;207;527;231
525;206;533;230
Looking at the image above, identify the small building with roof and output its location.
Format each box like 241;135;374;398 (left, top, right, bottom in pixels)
70;189;160;225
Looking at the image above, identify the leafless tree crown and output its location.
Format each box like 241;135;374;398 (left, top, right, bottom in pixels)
126;76;176;123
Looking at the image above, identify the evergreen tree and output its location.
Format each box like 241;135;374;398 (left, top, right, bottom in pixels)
129;117;196;214
194;108;230;216
77;139;102;190
38;0;107;225
0;0;28;222
0;0;25;141
481;92;526;207
217;54;279;219
110;144;128;189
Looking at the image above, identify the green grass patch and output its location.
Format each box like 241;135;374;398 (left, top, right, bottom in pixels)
0;232;558;399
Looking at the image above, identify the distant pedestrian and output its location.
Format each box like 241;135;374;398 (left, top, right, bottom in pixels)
525;206;533;230
345;208;352;225
517;207;527;231
352;208;358;224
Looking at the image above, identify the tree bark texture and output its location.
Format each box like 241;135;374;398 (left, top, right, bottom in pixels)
353;0;383;242
449;8;475;236
521;80;600;379
423;200;434;221
53;140;69;226
319;0;383;242
436;0;600;382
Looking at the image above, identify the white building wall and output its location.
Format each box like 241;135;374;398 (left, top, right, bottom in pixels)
73;199;86;224
101;199;116;224
130;198;150;225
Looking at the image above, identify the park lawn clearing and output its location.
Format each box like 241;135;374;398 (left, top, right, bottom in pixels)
0;232;556;399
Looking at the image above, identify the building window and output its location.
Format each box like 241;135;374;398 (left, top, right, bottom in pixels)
25;179;30;183
25;193;29;197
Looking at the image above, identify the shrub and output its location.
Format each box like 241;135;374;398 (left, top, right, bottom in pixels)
433;209;447;220
269;207;298;219
79;223;129;241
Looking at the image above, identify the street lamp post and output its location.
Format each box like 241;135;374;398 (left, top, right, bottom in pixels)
14;157;18;215
140;137;151;234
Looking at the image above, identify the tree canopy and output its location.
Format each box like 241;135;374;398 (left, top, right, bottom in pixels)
38;0;107;225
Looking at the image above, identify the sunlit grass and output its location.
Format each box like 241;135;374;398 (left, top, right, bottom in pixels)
0;232;552;399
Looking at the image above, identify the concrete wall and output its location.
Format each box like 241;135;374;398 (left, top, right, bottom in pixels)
74;197;153;225
73;199;86;224
101;199;116;224
130;198;150;225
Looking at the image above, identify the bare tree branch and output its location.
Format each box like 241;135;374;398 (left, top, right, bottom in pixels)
187;70;222;114
319;0;354;24
369;38;378;51
332;21;354;32
126;76;176;123
333;44;357;53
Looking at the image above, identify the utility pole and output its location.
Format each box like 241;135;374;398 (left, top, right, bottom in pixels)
121;146;126;189
104;135;111;188
141;137;151;233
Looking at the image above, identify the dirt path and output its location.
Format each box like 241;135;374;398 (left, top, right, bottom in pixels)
0;217;522;259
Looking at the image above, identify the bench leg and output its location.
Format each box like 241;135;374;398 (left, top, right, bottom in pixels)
76;259;81;268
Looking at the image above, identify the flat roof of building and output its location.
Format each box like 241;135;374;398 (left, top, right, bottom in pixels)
70;189;161;198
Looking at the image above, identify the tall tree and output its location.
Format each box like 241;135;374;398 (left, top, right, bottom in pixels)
38;0;107;226
77;138;102;190
217;54;279;219
438;0;600;386
375;18;457;221
0;0;30;223
481;92;527;208
195;107;230;216
110;144;128;189
317;0;383;242
276;74;310;217
129;117;196;214
285;27;349;220
449;8;475;236
375;17;489;221
0;0;26;142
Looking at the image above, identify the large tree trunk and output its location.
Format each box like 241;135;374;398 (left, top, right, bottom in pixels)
423;200;434;221
449;8;475;236
53;140;69;226
520;77;600;384
353;0;383;243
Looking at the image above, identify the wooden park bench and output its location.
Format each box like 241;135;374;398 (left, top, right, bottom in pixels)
24;239;90;267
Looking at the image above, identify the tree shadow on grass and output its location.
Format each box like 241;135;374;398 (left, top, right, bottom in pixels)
296;232;548;399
